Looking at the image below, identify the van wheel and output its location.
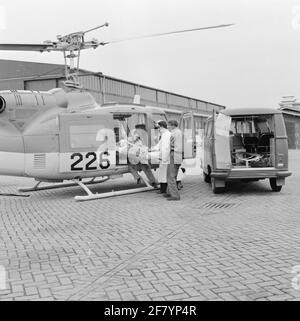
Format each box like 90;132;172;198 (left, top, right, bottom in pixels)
269;178;282;192
203;171;211;183
211;178;225;194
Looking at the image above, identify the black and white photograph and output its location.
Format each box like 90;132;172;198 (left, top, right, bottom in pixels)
0;0;299;307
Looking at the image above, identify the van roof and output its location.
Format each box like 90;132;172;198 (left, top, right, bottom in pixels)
222;107;282;116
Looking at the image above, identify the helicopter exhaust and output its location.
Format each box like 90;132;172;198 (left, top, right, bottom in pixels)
0;96;5;113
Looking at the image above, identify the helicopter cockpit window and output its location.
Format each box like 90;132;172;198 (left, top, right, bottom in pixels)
113;113;147;145
113;120;128;144
128;114;146;132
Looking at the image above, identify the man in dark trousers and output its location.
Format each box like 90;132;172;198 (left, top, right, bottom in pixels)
165;120;183;201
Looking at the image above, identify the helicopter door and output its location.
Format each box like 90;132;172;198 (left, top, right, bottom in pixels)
59;113;116;173
180;112;196;159
213;111;232;169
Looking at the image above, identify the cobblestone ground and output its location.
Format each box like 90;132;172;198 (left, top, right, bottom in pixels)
0;151;300;301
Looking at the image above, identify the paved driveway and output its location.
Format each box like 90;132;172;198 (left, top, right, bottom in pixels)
0;151;300;301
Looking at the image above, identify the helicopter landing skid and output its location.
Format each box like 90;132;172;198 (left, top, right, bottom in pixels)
73;177;157;202
18;177;110;193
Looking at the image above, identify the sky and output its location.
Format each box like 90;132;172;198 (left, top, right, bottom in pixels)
0;0;299;108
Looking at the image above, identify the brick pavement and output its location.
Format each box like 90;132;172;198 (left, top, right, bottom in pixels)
0;151;300;301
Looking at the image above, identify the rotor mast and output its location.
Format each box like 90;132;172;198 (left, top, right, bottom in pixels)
56;22;109;87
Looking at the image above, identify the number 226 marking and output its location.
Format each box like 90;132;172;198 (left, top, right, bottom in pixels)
70;152;111;171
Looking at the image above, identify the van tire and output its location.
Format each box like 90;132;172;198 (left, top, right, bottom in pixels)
269;178;282;192
203;172;211;183
211;178;225;194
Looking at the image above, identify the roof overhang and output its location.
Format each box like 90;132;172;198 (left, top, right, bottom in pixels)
280;109;300;117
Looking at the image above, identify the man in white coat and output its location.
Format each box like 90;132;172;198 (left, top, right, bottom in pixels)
151;120;171;194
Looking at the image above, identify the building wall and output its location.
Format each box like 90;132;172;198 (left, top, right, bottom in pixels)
25;79;58;91
76;74;225;115
22;73;224;116
0;60;66;80
0;79;24;90
0;60;226;126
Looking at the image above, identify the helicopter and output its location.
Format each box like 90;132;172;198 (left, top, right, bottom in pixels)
0;23;234;201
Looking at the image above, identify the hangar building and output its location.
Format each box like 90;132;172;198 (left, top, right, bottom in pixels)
0;59;225;130
2;60;299;149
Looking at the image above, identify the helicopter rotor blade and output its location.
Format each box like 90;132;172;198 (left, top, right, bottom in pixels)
101;23;234;46
0;43;52;52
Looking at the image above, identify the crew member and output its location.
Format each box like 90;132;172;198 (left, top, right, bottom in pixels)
166;120;183;201
152;120;171;194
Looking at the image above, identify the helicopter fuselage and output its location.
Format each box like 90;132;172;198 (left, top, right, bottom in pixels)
0;88;171;183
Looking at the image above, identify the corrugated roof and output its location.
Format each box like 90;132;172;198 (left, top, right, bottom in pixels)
0;59;67;80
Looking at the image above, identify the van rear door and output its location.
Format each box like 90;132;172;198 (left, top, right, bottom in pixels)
213;111;232;170
274;113;289;170
180;112;196;159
